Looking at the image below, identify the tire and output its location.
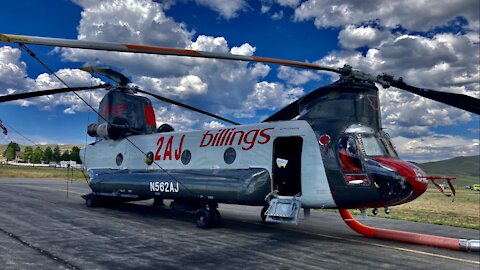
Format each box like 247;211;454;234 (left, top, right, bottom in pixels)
85;195;98;208
196;208;211;229
261;205;269;223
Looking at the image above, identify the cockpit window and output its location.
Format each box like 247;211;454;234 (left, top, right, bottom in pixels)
359;135;385;156
380;133;398;157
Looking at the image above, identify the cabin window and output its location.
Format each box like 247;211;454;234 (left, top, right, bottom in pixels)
224;147;236;164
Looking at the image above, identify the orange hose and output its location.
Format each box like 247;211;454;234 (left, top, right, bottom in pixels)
339;209;464;251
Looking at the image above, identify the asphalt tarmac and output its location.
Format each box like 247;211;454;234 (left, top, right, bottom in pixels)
0;178;478;270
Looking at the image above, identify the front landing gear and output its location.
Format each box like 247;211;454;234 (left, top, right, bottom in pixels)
195;203;221;229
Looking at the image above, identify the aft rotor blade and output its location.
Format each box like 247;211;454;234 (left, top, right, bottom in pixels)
380;76;480;115
0;34;339;73
135;89;239;125
0;84;109;103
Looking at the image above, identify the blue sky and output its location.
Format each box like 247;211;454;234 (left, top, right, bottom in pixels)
0;0;478;162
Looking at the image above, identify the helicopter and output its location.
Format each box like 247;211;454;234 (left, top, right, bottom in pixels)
0;33;479;251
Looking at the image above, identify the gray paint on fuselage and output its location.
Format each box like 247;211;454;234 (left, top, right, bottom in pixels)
88;168;271;206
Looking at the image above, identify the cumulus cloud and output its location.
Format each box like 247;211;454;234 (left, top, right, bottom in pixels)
314;32;479;138
241;81;303;117
57;0;301;129
154;106;200;132
392;135;480;162
294;0;479;32
0;47;104;113
271;11;284;20
277;66;322;85
202;120;226;129
338;25;390;49
194;0;248;19
276;0;300;8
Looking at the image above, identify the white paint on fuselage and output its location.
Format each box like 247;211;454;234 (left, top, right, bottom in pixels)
80;120;336;208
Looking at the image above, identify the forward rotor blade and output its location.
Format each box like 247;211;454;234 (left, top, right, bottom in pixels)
0;84;110;103
380;77;480;115
134;89;239;125
0;34;338;73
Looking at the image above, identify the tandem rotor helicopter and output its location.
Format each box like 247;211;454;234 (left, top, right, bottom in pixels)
1;33;479;251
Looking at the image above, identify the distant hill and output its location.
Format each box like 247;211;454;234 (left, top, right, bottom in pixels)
417;155;479;178
416;155;479;186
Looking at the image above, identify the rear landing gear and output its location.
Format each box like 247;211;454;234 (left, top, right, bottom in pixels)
83;193;99;207
195;203;221;229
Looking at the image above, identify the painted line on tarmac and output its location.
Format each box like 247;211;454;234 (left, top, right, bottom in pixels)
282;226;480;265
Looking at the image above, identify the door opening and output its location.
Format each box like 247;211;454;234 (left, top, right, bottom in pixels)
272;137;302;196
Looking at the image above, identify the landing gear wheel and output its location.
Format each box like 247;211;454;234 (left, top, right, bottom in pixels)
209;209;221;228
384;208;390;215
85;194;98;208
196;208;211;229
372;208;379;216
261;205;269;223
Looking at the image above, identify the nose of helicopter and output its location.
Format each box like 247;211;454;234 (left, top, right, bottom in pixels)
372;157;429;203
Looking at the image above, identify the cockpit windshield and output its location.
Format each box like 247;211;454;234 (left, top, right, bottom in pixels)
359;135;385;156
356;134;398;158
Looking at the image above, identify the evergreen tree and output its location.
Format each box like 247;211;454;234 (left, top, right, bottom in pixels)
43;146;53;163
3;141;20;161
53;145;61;162
60;150;71;161
31;146;44;164
70;146;81;164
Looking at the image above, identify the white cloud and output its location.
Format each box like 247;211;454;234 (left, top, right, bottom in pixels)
202;120;226;129
230;43;256;56
294;0;479;32
276;0;300;8
138;75;207;98
313;32;479;138
277;66;321;85
0;46;33;91
0;48;104;113
155;106;200;132
338;25;390;49
57;1;289;122
271;11;284;20
194;0;248;19
392;135;480;162
241;81;303;117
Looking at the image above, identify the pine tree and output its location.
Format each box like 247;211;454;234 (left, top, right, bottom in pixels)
44;146;53;163
53;145;61;162
3;141;20;161
61;150;71;161
70;146;81;164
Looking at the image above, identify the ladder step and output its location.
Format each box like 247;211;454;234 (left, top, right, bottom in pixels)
265;196;301;224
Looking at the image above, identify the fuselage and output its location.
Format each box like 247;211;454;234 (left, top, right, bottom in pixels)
80;80;429;210
81;120;337;208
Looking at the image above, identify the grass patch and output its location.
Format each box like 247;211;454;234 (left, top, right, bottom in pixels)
348;187;480;230
0;165;86;181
